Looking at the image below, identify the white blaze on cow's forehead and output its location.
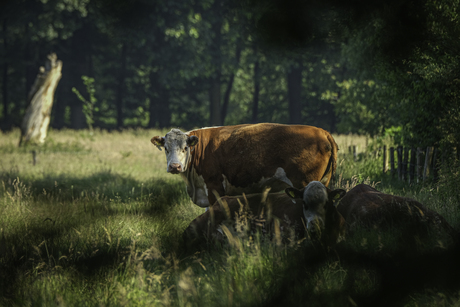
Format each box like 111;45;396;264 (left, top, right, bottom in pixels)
164;129;188;149
303;181;328;206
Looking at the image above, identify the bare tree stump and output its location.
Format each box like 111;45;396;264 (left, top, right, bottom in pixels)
19;53;62;146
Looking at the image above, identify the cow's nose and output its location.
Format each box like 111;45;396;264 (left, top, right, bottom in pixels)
168;163;182;173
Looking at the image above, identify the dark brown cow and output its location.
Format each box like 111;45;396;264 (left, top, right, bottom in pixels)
336;184;457;241
183;181;347;249
151;123;338;207
182;191;305;250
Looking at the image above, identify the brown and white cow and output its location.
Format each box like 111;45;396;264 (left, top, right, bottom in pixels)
183;181;347;249
336;184;458;241
151;123;338;208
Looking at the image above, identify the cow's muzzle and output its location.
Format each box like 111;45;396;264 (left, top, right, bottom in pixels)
168;163;183;174
307;219;324;241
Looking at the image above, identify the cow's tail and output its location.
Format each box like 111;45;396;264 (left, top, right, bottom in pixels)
321;133;338;187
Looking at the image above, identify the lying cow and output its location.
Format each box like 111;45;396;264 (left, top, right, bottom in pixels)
183;182;347;250
151;123;338;208
183;190;304;250
337;184;458;243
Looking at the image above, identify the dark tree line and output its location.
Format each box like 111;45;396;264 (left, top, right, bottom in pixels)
1;0;460;148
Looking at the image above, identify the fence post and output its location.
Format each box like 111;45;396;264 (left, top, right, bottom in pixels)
397;146;403;180
409;147;416;184
353;145;357;161
432;148;439;182
383;145;388;173
416;147;423;183
390;147;395;177
423;147;434;181
402;147;409;181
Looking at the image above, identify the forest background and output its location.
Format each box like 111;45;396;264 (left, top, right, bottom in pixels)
1;0;460;148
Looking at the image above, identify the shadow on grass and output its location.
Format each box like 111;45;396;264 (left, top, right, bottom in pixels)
266;239;460;306
0;170;191;303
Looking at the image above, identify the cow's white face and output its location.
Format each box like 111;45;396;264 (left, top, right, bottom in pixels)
151;129;198;174
301;181;328;233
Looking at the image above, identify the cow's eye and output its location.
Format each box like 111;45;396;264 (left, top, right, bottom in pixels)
184;146;188;151
165;147;169;153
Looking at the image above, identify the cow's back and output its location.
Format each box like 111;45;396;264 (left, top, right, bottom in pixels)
337;184;457;240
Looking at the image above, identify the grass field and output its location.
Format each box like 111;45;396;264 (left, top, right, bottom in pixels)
1;128;460;306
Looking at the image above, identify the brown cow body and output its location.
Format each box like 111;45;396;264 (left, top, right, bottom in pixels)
151;123;338;207
337;184;457;241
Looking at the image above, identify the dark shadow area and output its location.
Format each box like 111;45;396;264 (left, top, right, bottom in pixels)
266;240;460;306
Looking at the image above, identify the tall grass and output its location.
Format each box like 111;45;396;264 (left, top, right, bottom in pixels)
0;128;459;306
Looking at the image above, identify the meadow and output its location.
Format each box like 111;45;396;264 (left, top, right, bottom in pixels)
1;128;459;306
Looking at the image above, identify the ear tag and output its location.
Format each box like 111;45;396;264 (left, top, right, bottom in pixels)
334;194;341;200
287;190;296;198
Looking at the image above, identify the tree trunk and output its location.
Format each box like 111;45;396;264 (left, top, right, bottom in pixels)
287;63;303;124
19;53;62;146
158;88;171;128
221;41;242;124
251;52;261;124
209;77;221;126
116;43;127;129
2;18;8;128
208;3;223;127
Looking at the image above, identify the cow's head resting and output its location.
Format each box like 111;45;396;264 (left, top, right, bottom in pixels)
151;129;199;174
285;181;346;240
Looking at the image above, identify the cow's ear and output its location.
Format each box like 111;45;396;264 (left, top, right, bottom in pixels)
187;135;199;147
285;187;304;199
328;189;346;205
151;136;165;151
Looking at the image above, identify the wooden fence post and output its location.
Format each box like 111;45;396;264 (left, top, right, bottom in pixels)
383;145;388;173
416;147;423;183
423;147;434;181
432;148;439;181
402;147;409;181
397;146;403;180
353;145;357;161
390;147;395;177
409;147;416;184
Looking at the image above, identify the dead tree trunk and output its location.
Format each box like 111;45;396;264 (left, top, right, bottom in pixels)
19;53;62;146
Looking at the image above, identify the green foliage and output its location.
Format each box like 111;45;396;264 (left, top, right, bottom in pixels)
72;76;97;131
